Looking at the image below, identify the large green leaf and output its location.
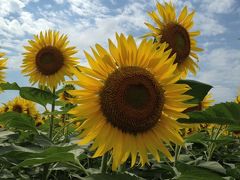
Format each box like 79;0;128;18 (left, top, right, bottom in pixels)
17;152;77;167
0;82;20;90
177;80;212;104
176;162;225;180
0;112;38;133
0;145;81;167
178;102;240;125
83;173;144;180
19;87;57;107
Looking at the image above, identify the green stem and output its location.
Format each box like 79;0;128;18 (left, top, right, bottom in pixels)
174;145;182;166
207;125;223;161
49;88;56;140
52;120;74;142
66;162;90;176
100;153;109;173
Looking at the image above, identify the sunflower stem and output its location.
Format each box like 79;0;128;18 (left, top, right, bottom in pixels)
100;153;109;173
207;125;223;161
174;145;182;166
49;88;56;140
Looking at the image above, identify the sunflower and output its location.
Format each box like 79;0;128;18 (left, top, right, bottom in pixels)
58;84;75;102
35;114;45;127
4;97;40;121
22;30;78;90
68;33;194;170
232;131;240;138
182;93;214;135
0;52;7;84
7;97;28;114
184;93;214;112
144;2;203;77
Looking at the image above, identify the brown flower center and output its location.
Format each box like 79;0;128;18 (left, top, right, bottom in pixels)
99;66;164;134
36;46;64;75
161;23;190;64
13;105;23;113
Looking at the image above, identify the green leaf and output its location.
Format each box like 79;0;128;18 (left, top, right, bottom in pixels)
185;132;208;143
0;82;20;90
0;112;37;133
177;80;212;104
0;130;15;139
17;152;77;167
83;173;144;180
176;162;225;180
197;161;226;174
19;87;57;107
2;145;81;167
178;102;240;125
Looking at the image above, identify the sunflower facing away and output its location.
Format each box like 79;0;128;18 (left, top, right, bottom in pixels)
144;2;203;77
68;33;194;170
0;52;7;84
182;93;215;135
22;30;78;90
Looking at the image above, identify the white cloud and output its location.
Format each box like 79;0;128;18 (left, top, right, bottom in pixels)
192;48;240;102
54;0;64;4
67;0;109;17
195;14;226;36
0;0;30;17
200;0;235;14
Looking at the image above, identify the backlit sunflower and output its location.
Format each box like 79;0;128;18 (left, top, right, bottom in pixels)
0;52;7;84
68;33;194;170
144;2;203;77
22;30;78;90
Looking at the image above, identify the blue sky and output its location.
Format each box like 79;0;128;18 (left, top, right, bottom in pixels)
0;0;239;105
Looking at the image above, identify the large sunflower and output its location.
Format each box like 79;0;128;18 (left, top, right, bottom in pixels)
0;52;7;83
144;2;203;77
68;33;193;170
22;30;78;90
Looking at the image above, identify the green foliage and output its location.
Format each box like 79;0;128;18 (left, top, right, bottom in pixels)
178;102;240;125
20;87;57;107
0;82;20;90
0;112;37;133
177;80;212;104
0;82;57;107
176;162;225;180
83;173;144;180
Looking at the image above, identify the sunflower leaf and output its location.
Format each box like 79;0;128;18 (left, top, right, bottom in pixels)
83;173;144;180
176;162;225;180
19;87;57;107
0;82;20;90
177;80;212;104
178;102;240;125
0;112;37;133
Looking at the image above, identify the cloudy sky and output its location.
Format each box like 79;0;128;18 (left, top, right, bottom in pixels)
0;0;239;104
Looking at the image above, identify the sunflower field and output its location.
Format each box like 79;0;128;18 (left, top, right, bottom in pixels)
0;1;240;180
